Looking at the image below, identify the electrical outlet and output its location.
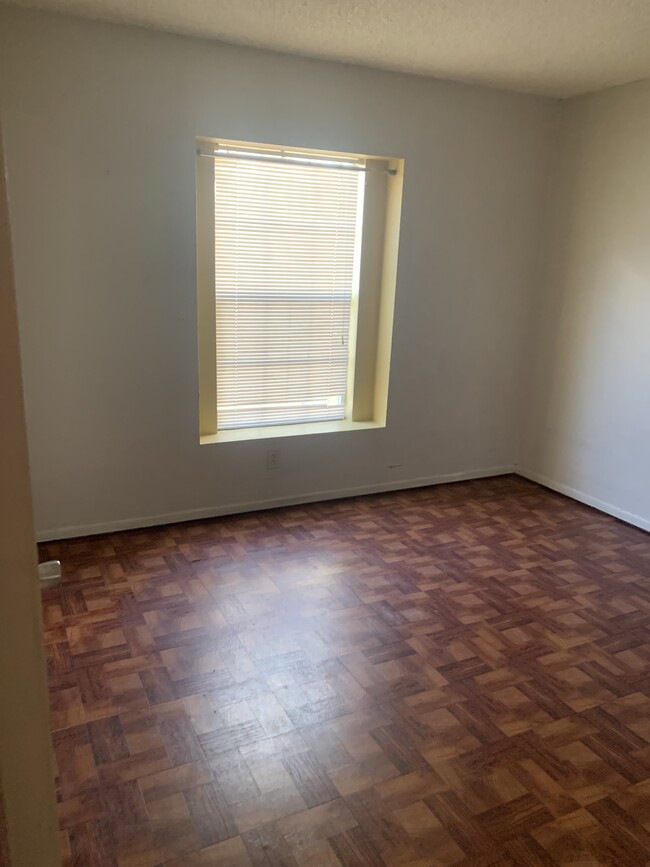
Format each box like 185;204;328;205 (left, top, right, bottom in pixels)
266;448;281;469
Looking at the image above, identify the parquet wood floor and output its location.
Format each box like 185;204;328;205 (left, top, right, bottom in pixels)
39;475;650;866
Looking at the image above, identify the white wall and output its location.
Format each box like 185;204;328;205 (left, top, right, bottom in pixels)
0;8;557;539
520;80;650;531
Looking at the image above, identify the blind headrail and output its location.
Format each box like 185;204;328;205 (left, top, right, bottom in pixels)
197;148;397;176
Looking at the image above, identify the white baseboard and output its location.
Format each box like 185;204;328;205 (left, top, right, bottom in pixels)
517;467;650;534
36;465;515;542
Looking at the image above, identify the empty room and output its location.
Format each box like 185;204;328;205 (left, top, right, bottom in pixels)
1;1;650;865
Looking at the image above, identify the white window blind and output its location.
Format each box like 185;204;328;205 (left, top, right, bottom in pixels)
214;152;364;430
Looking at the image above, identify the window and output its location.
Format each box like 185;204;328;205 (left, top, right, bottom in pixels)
196;138;403;443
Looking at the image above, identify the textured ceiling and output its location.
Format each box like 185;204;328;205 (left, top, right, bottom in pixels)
4;0;650;98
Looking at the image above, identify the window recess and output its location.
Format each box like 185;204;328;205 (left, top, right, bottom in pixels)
196;137;403;444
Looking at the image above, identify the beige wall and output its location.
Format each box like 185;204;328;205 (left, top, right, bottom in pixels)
0;7;558;539
520;80;650;530
0;125;60;865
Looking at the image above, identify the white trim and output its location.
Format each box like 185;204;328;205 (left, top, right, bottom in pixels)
36;465;515;541
517;467;650;534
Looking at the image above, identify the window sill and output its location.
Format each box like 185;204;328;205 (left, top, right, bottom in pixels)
200;418;385;445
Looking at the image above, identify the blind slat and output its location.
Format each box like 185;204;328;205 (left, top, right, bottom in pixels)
214;157;363;431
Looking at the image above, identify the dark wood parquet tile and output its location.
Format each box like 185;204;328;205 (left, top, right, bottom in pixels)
39;476;650;866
